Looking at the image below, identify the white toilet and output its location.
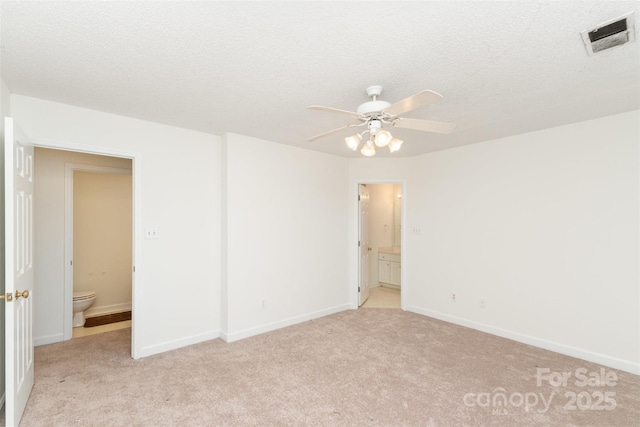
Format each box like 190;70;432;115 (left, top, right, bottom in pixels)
73;291;97;327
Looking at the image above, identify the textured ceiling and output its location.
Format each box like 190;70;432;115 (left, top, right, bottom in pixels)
1;1;638;157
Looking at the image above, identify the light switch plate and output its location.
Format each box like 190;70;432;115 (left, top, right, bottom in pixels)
144;227;159;239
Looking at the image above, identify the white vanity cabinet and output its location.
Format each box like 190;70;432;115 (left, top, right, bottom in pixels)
378;251;401;287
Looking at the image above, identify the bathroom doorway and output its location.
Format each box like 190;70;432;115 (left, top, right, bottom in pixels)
33;147;135;346
358;182;403;309
68;165;133;340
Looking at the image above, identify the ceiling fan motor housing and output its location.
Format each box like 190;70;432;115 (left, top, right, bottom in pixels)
357;100;391;116
368;119;382;134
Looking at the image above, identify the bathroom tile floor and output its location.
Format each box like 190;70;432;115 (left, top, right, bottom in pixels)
362;286;401;308
72;320;131;338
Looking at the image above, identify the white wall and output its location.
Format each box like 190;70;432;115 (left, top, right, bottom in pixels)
367;184;395;286
34;148;132;344
7;91;638;377
12;96;221;357
0;76;10;405
73;170;133;316
222;133;350;340
350;111;640;374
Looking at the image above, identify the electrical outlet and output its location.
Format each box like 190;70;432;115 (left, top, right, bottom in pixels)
479;298;487;309
451;293;456;302
412;226;422;235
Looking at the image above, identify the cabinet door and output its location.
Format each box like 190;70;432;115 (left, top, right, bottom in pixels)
390;262;401;286
379;261;390;284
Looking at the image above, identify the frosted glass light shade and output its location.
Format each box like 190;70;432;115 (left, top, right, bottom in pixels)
361;142;376;157
345;134;361;151
388;138;404;153
374;130;392;147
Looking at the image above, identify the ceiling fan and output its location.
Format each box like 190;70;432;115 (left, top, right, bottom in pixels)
306;85;456;156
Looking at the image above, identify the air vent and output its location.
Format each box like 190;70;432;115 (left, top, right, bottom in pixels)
580;12;636;55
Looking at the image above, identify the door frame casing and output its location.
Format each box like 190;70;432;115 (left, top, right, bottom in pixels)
64;163;133;341
358;184;370;306
32;138;141;359
350;179;406;310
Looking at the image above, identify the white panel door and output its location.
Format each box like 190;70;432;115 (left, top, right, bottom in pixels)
4;117;35;427
358;185;370;306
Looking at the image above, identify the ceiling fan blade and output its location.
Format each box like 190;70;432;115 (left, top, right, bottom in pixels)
306;123;361;142
306;105;364;120
392;117;456;134
383;90;443;117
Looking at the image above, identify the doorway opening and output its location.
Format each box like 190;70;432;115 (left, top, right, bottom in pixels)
4;120;140;425
67;164;133;340
358;182;403;309
33;147;135;346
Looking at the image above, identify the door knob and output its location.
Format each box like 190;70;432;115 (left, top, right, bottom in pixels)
0;293;13;302
15;290;29;299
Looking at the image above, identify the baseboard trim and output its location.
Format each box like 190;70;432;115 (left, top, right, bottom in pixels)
138;330;220;358
138;329;220;358
223;303;351;343
85;302;132;318
34;333;65;347
405;305;640;375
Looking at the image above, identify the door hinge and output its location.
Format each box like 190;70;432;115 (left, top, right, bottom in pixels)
358;240;360;247
358;286;361;292
358;195;361;201
70;260;73;266
133;266;136;273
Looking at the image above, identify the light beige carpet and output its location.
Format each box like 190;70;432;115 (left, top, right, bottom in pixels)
8;309;640;426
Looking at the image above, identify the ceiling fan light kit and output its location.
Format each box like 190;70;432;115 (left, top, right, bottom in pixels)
307;85;456;157
374;130;393;147
345;134;361;151
389;138;404;153
360;140;376;157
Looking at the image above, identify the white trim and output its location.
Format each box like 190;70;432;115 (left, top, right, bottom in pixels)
34;333;64;347
31;138;134;160
138;330;220;358
85;303;132;318
32;137;142;359
64;163;132;341
405;305;640;375
222;304;351;343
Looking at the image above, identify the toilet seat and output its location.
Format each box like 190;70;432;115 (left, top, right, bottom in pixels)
73;290;96;301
